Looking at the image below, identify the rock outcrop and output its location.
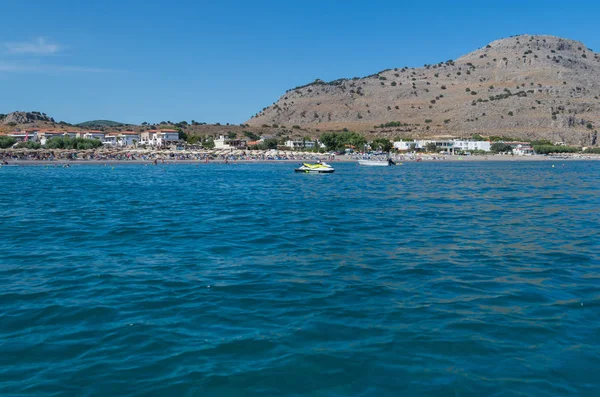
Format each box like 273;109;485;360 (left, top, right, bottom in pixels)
1;111;55;125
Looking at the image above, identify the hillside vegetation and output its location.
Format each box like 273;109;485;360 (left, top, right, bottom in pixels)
76;120;129;128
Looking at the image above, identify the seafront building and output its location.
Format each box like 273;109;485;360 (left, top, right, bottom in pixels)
214;135;247;150
284;140;317;149
140;129;181;147
0;128;173;148
393;139;491;153
6;130;39;142
118;131;141;147
103;131;141;147
452;140;492;152
83;131;106;141
506;142;535;155
103;133;119;146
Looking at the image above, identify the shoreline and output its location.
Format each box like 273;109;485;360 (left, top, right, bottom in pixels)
1;154;599;166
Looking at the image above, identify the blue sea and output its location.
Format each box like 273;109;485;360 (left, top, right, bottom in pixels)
1;161;599;396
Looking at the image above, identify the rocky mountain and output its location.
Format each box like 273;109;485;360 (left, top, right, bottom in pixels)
247;35;600;146
1;111;55;125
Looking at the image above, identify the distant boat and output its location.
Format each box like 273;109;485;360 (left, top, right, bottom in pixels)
358;158;396;167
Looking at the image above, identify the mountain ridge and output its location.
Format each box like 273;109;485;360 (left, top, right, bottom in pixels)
246;34;600;146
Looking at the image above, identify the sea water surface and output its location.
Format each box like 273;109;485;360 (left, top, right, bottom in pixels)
0;161;599;396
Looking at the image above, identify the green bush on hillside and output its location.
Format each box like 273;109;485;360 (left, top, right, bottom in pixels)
243;131;260;141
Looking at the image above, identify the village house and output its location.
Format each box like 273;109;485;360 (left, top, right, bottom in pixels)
507;142;534;155
118;131;140;147
102;132;119;146
140;129;180;147
154;129;180;147
393;140;419;151
83;131;106;141
7;130;39;142
451;140;491;152
393;139;491;153
140;130;157;146
284;139;317;149
214;135;247;150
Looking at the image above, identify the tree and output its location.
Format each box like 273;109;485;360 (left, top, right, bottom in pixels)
533;145;580;154
425;142;438;152
0;137;16;148
202;138;215;149
243;131;260;141
261;138;279;149
227;131;238;139
44;137;103;150
370;138;393;152
319;131;366;151
186;135;202;144
490;142;513;153
178;129;188;141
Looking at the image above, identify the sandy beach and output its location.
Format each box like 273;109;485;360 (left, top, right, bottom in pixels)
1;148;599;166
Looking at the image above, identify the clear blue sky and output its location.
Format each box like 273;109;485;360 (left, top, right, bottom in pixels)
1;0;598;125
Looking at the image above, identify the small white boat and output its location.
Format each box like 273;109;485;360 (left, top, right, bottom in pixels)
358;158;396;167
294;162;335;173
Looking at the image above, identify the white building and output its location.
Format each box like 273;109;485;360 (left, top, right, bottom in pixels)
285;140;317;149
393;139;491;152
451;140;491;152
102;133;119;146
140;130;180;147
393;140;417;151
508;142;534;155
214;135;247;150
118;132;140;147
8;130;39;142
140;130;157;146
84;131;106;141
154;130;180;147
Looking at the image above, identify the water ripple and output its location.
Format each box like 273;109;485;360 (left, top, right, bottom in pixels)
0;161;599;396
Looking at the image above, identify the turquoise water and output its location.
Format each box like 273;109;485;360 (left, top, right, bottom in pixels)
1;161;599;396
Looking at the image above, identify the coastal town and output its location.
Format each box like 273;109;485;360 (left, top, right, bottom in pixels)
0;127;599;164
